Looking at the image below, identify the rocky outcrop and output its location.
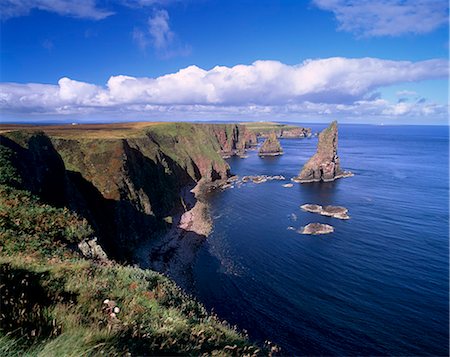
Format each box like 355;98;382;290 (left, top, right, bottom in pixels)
293;121;352;183
78;237;109;261
301;204;350;220
299;223;334;235
258;132;283;156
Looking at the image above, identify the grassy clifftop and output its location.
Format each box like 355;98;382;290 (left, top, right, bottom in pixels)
0;122;253;261
0;143;262;356
241;122;311;138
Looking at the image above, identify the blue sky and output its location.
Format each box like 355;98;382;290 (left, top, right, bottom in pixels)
0;0;448;124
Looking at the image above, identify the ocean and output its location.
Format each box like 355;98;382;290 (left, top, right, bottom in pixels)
192;124;449;355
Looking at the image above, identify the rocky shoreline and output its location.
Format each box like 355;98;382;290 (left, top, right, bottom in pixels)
136;180;217;290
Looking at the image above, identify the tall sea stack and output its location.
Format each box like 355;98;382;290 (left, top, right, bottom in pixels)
258;132;283;156
293;121;352;183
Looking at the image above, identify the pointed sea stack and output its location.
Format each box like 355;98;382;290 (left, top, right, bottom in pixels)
293;121;352;183
258;132;283;156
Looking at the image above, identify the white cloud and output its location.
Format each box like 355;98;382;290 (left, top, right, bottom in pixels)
0;57;447;121
313;0;448;37
0;0;114;20
148;9;173;49
132;9;190;57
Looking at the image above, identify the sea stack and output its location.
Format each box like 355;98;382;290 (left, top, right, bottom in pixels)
293;121;352;183
258;132;283;156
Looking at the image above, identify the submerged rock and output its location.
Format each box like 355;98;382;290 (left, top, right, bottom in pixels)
282;183;293;188
258;132;283;156
299;223;334;235
293;121;352;183
300;204;350;220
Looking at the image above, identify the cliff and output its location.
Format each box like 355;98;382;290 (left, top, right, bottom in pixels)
0;122;266;355
258;132;283;156
243;122;311;138
0;122;255;261
206;124;257;157
293;121;352;183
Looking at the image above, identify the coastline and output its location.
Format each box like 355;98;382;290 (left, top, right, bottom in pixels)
134;179;226;291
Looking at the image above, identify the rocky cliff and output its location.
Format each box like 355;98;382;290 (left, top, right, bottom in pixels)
258;132;283;156
206;124;257;157
279;127;312;138
243;122;311;138
0;122;255;261
293;121;352;183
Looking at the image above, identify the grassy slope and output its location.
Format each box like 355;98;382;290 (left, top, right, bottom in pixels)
0;140;262;356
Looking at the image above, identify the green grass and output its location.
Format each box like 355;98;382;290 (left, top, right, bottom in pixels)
1;255;258;356
0;182;261;355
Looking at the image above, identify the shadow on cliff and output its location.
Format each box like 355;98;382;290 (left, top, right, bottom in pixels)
0;133;206;263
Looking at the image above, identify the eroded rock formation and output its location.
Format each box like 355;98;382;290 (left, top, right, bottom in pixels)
293;121;352;183
258;132;283;156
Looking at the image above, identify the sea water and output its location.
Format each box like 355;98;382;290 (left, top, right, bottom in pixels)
193;124;449;355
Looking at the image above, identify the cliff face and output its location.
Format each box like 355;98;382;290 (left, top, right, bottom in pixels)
0;123;254;261
243;123;311;138
293;121;351;183
280;127;312;138
207;124;257;156
258;132;283;156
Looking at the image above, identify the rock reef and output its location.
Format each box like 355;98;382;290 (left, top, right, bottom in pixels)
293;121;352;183
301;204;350;220
241;175;285;184
258;132;283;156
299;223;334;235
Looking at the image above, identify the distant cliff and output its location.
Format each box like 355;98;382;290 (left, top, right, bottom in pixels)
243;122;311;138
293;121;352;183
0;122;255;261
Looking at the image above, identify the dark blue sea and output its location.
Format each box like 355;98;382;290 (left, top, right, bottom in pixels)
193;124;449;356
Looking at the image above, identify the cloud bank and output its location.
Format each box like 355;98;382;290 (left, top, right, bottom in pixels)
0;57;447;121
313;0;449;37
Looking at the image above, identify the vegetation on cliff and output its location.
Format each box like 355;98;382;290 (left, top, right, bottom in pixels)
0;130;263;356
0;122;256;262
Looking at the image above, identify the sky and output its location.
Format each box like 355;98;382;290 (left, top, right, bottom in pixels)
0;0;449;124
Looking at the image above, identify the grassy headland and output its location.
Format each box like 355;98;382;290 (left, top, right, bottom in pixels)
0;123;270;356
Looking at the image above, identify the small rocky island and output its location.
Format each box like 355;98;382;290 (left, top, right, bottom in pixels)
301;204;350;220
299;223;334;235
293;121;352;183
258;132;283;157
